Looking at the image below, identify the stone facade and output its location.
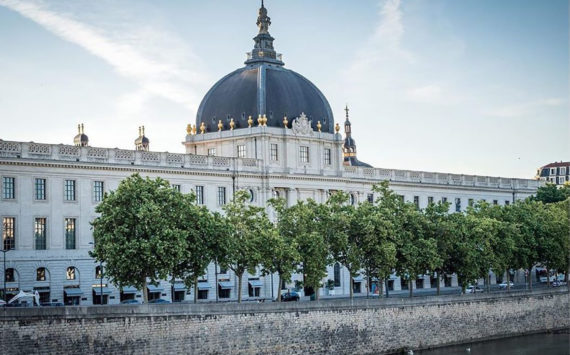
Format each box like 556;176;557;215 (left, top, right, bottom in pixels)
0;289;567;354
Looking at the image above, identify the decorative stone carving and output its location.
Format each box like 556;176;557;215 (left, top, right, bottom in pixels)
291;112;313;136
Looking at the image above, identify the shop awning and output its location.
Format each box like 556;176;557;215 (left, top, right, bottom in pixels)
147;285;164;293
121;286;138;294
197;283;211;290
64;288;83;297
92;287;112;295
218;281;234;289
248;280;263;287
173;283;186;291
352;276;364;282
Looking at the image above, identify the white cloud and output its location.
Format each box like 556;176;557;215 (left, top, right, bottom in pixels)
0;0;208;115
485;97;566;118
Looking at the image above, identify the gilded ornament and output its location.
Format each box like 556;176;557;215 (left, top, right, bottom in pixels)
191;124;197;135
229;118;235;130
248;115;253;127
262;114;268;126
218;120;223;131
186;124;192;135
317;121;322;132
257;114;263;126
283;115;288;127
335;123;340;133
200;122;206;134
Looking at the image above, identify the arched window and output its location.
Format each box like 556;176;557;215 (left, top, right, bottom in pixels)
95;266;102;279
350;193;356;205
36;267;46;281
66;267;76;280
334;263;341;287
5;268;15;282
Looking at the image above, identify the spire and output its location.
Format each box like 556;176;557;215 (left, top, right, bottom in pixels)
343;105;357;161
245;1;284;66
135;126;150;151
344;105;352;136
73;123;89;147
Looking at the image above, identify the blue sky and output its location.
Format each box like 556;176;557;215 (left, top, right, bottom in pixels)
0;0;567;178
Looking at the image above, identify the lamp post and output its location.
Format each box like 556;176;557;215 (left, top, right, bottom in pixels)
1;249;10;302
89;242;104;305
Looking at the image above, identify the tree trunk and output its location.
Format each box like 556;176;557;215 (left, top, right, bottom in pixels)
193;275;198;304
366;275;370;298
528;267;533;291
143;279;148;304
214;261;219;302
436;271;441;296
277;274;282;302
409;280;413;298
378;279;384;299
315;283;320;301
487;274;491;293
237;273;242;303
349;276;354;300
546;267;550;287
506;268;510;293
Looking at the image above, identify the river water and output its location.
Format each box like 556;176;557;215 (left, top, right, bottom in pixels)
417;332;569;355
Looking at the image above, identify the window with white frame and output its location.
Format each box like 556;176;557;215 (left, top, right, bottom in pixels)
560;167;566;175
2;177;15;199
427;196;434;205
559;176;566;184
441;197;447;203
270;144;278;161
93;181;104;202
299;146;309;163
35;178;46;200
237;145;246;158
34;218;47;250
66;267;76;280
172;184;181;192
324;148;331;165
217;187;226;205
413;196;419;209
550;168;556;175
455;198;461;212
3;217;15;250
65;218;76;250
367;194;374;203
208;148;216;156
64;180;76;201
195;186;204;205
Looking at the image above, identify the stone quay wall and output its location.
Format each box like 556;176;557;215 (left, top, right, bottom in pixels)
1;289;568;354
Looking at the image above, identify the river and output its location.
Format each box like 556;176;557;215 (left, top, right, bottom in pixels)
417;331;569;355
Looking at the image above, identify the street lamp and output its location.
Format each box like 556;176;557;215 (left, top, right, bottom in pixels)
88;242;104;305
1;248;11;302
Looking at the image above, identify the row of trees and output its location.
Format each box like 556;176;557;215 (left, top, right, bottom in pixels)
91;174;569;302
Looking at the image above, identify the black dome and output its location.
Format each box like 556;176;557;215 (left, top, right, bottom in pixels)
196;63;335;133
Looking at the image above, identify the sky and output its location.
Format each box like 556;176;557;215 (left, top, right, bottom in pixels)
0;0;567;179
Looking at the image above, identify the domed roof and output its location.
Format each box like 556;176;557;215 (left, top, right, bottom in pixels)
196;64;334;133
195;3;334;134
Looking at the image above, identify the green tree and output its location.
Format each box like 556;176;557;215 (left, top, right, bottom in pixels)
91;174;188;303
323;192;362;299
532;183;570;204
223;190;271;303
173;196;231;303
264;197;300;302
424;201;452;295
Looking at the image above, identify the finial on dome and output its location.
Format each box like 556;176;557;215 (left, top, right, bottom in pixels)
345;105;350;121
74;123;89;147
317;121;322;132
135;126;149;151
77;124;81;134
335;123;340;133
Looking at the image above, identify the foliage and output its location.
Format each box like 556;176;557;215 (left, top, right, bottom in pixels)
91;174;188;303
532;183;570;204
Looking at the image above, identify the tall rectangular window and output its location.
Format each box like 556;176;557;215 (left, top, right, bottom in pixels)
455;198;461;212
34;218;47;250
560;167;566;175
2;217;15;250
2;177;15;199
367;194;374;203
505;200;510;205
208;148;216;156
270;144;278;161
427;196;434;205
299;146;309;163
195;186;204;205
35;178;46;200
93;181;104;202
441;197;448;203
324;148;331;165
493;200;498;205
64;180;76;201
65;218;76;250
468;199;474;207
237;145;246;158
218;187;226;206
413;196;420;209
172;184;181;192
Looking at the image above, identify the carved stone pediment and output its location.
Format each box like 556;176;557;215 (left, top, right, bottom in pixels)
292;112;313;136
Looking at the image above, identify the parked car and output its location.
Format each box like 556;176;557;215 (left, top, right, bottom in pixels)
465;286;484;294
148;299;171;304
121;299;141;304
498;281;514;289
552;280;561;287
280;291;300;302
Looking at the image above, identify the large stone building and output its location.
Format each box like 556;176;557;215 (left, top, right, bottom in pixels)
0;3;540;305
536;161;569;186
